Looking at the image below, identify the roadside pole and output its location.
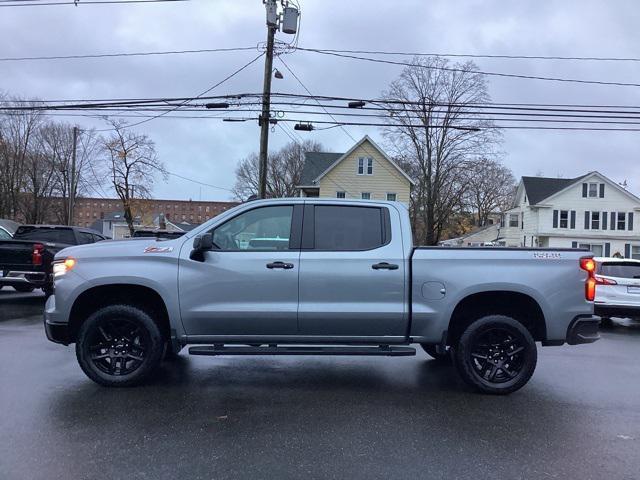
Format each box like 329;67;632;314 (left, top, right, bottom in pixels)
68;126;78;226
257;0;299;199
258;22;276;199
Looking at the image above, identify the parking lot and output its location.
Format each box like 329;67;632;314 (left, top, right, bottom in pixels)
1;291;639;480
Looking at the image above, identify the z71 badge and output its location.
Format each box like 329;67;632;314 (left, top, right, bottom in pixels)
532;252;561;259
144;246;174;254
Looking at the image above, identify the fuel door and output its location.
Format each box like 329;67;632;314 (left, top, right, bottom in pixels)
422;281;446;300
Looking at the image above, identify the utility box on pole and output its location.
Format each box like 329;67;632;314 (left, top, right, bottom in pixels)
282;6;299;34
265;0;278;26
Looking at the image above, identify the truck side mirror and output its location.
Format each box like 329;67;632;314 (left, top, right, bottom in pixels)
190;233;214;261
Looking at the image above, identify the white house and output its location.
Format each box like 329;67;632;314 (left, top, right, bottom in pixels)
501;171;640;258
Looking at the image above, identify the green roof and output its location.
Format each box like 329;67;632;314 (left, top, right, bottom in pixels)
299;152;343;186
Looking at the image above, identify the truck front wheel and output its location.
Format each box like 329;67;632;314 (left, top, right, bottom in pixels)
453;315;537;395
75;305;164;387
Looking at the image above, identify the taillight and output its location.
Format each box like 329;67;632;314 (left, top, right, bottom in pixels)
580;256;596;301
595;275;617;285
580;258;596;273
32;243;44;266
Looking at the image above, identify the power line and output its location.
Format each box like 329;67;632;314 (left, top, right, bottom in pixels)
93;52;264;131
298;48;640;88
0;46;256;62
302;47;640;63
166;171;233;193
0;0;189;6
9;92;640;112
6;43;640;64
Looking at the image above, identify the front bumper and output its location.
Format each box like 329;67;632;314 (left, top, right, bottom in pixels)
594;304;640;319
566;315;601;345
43;295;70;345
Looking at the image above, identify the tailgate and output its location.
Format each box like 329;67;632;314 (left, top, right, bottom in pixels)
0;241;36;271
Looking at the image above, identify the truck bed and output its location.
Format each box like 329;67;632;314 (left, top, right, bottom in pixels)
409;246;593;343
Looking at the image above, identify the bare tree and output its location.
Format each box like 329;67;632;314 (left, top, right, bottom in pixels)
102;121;166;235
0;98;44;220
464;158;516;227
233;140;323;200
41;124;103;224
381;57;502;245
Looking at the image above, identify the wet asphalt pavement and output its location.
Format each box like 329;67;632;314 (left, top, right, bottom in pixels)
1;291;639;480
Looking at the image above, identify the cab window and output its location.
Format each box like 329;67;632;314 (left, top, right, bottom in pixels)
211;206;293;251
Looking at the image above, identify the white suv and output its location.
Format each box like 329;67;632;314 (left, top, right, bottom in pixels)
594;257;640;322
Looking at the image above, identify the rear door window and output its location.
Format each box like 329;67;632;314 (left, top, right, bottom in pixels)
14;227;75;244
77;232;95;244
598;262;640;279
313;205;386;251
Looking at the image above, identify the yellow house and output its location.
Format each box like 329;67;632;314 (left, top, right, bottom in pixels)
296;136;414;204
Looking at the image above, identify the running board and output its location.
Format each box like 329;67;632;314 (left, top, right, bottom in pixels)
188;345;416;357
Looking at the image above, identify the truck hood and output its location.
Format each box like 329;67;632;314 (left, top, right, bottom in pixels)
56;237;183;260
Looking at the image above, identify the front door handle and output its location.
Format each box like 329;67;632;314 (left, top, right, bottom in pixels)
266;261;294;270
372;262;399;270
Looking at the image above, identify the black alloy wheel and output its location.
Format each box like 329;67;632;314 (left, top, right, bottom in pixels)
88;319;148;376
469;328;526;383
453;314;537;395
76;305;164;387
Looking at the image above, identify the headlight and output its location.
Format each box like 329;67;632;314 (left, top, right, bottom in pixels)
53;258;76;277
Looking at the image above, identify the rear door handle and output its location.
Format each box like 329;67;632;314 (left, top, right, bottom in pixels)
372;262;399;270
266;261;294;269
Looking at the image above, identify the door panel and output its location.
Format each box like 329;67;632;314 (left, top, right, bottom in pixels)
179;250;300;335
178;204;301;336
297;204;407;337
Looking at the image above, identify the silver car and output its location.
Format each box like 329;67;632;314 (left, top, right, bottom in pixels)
594;257;640;323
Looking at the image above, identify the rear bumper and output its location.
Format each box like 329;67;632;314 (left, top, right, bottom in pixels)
43;295;70;345
566;315;601;345
594;304;640;319
0;271;47;287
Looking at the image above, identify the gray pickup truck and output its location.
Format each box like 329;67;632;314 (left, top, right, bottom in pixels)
44;199;600;394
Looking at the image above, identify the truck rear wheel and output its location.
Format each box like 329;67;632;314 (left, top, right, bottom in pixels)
75;305;164;387
453;314;537;395
420;344;451;362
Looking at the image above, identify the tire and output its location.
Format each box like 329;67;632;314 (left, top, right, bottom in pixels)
75;304;164;387
420;344;451;362
453;314;537;395
13;284;35;293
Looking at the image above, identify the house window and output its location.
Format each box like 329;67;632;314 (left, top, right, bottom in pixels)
579;243;604;256
617;212;626;230
632;246;640;260
559;210;569;228
591;211;600;230
336;191;346;198
509;214;519;228
386;193;397;201
588;183;598;197
357;157;373;175
361;192;371;200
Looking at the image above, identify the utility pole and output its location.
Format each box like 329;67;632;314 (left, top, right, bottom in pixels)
258;0;299;199
258;2;277;199
68;126;78;226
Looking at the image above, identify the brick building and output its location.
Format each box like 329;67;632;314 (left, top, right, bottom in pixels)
71;197;238;229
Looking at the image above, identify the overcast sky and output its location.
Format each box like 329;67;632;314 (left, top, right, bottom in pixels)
2;0;640;201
